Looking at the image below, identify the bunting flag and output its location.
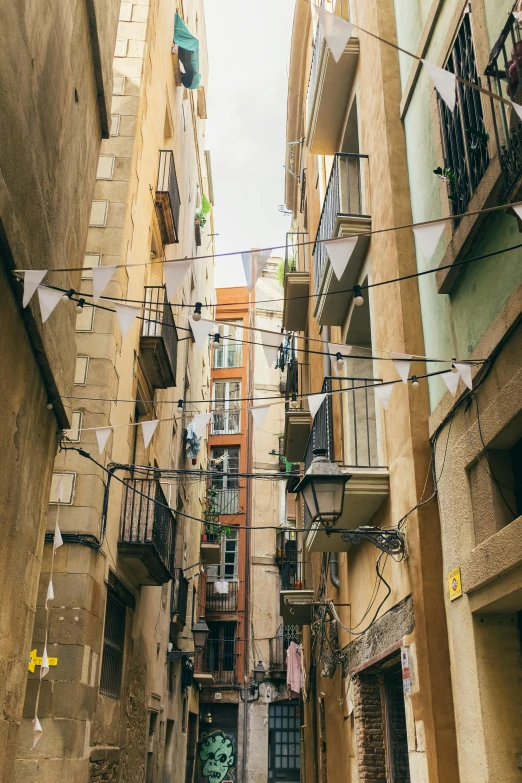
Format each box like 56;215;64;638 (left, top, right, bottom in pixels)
37;286;63;324
441;369;460;396
190;316;212;349
45;579;54;609
513;203;522;222
412;221;446;262
317;6;354;62
55;475;64;503
251;405;271;430
260;330;282;367
23;270;47;308
114;303;140;338
92;265;116;304
32;716;43;749
142;419;159;448
453;362;472;390
391;353;412;384
374;383;394;410
421;59;456;112
164;260;191;301
40;647;49;679
308;393;327;419
193;412;212;438
511;101;522;122
53;520;63;550
95;427;112;455
324;236;358;281
242;251;271;291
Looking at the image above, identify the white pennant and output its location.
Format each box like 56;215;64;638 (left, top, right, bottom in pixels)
193;413;212;438
242;251;271;291
412;221;446;262
164;260;191;301
55;475;64;503
114;303;140;338
23;270;47;308
190;317;212;349
511;101;522;123
324;236;358;281
391;353;412;384
142;419;159;448
441;369;460;396
512;204;522;222
251;405;271;430
453;362;472;390
40;646;49;679
95;427;112;455
260;330;282;367
92;265;116;304
317;6;354;63
308;393;327;419
45;578;54;609
32;716;43;749
54;520;63;550
37;286;63;324
421;59;456;112
374;383;394;410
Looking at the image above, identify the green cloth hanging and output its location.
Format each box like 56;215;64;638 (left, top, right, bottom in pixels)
174;13;201;90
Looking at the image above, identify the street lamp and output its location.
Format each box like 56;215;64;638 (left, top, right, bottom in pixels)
294;448;351;528
253;661;266;684
191;616;210;650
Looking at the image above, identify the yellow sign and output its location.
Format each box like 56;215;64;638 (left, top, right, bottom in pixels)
448;567;462;601
28;649;58;673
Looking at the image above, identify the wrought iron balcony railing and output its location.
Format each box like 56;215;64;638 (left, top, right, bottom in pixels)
212;487;240;515
269;624;301;673
285;231;309;275
155;150;181;244
205;580;239;613
277;539;306;590
313;153;369;293
171;567;189;628
140;285;178;388
211;410;241;435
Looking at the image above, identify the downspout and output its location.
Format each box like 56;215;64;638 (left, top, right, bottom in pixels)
329;552;340;589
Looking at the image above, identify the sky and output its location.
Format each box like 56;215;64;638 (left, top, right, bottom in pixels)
203;0;294;288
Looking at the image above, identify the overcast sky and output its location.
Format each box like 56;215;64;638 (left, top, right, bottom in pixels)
203;0;294;288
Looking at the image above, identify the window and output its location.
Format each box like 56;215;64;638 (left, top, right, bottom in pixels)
76;306;94;332
268;701;300;782
210;446;240;514
207;529;239;581
212;381;241;434
89;201;109;227
437;12;489;223
213;321;243;368
49;471;76;504
83;253;100;280
96;156;115;180
205;621;237;683
112;76;125;95
100;589;126;698
65;411;82;442
74;356;89;385
114;39;128;57
110;115;120;136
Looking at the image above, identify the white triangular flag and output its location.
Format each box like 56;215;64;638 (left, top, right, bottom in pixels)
114;303;139;338
95;427;112;455
308;393;327;419
412;221;446;262
260;330;282;367
511;101;522;122
37;286;64;324
55;475;64;503
324;236;358;281
190;317;212;349
32;716;43;749
441;369;460;396
317;6;354;62
453;362;472;390
164;260;191;301
23;270;47;308
54;520;63;550
92;265;116;304
142;419;159;448
512;204;522;222
251;405;271;430
242;251;271;291
45;579;54;609
40;646;49;679
391;353;412;384
193;413;212;438
374;383;394;410
421;59;456;112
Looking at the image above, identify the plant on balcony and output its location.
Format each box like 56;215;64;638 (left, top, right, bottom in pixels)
195;193;211;228
202;485;230;541
433;167;458;204
276;258;296;287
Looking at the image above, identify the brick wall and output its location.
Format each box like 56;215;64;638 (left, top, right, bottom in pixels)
353;672;387;781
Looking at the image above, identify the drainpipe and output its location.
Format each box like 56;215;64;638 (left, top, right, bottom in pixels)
329;551;340;590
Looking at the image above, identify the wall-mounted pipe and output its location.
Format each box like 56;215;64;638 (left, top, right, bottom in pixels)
329;551;340;589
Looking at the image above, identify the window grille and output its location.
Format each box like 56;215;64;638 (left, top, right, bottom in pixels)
268;701;301;781
213;321;243;368
212;381;241;434
100;590;126;698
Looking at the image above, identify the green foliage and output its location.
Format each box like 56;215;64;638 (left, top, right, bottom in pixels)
433;167;458;204
196;193;211;227
276;257;295;287
203;486;230;540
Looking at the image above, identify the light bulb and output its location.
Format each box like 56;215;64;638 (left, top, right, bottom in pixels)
193;302;203;321
353;285;364;307
411;375;419;388
335;352;344;370
290;393;298;409
76;298;85;313
212;333;220;347
46;402;53;410
177;400;184;410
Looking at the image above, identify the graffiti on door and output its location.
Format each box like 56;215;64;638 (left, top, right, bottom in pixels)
198;730;235;783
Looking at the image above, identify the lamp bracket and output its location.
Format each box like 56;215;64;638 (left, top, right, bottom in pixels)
167;650;196;661
340;526;405;556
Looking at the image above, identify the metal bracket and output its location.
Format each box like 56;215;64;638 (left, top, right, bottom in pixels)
340;526;405;555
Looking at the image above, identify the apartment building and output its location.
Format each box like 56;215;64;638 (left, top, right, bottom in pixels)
0;3;119;779
14;2;215;781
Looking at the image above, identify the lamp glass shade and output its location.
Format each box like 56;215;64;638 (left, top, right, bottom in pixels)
253;661;265;683
192;616;210;649
295;449;351;528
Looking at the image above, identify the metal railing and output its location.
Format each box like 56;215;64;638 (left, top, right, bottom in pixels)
313;153;369;293
203;623;238;684
141;285;178;382
119;479;175;577
285;231;309;275
205;580;239;613
269;625;301;671
212;487;239;515
485;9;522;197
156;150;181;243
211;410;241;435
171;568;189;627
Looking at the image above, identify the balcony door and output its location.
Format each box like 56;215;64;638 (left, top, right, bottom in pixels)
212;381;241;434
268;701;301;782
210;446;240;515
213;321;243;368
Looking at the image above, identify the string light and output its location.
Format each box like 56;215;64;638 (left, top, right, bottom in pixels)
411;376;419;388
177;400;184;410
290;393;298;409
335;352;344;370
353;285;364;307
193;302;203;321
212;332;221;349
76;298;86;313
62;288;75;301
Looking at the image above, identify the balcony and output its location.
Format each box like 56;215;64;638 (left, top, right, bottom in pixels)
170;568;189;633
140;286;178;389
302;377;389;553
213;487;239;515
278;539;306;590
155;150;181;245
485;11;522;199
282;231;310;332
269;624;301;678
283;355;311;463
211;410;240;435
205;580;239;614
118;479;175;585
201;621;238;685
313;153;371;326
306;20;360;154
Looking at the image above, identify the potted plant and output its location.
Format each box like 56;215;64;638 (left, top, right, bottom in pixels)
195;194;211;247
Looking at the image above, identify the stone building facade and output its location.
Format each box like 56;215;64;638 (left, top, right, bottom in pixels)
13;0;215;780
0;2;119;780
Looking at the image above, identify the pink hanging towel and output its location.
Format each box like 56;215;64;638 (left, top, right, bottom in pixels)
286;641;302;696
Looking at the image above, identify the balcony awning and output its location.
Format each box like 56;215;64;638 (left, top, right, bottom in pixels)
174;13;201;89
